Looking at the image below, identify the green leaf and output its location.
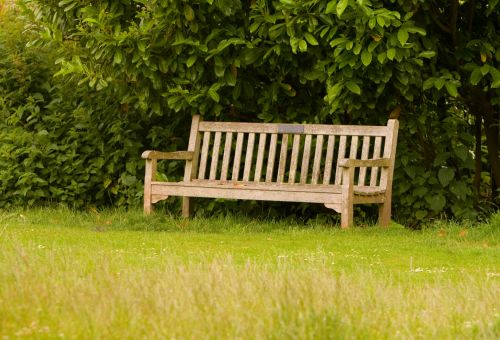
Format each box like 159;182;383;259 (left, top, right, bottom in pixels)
325;1;337;14
490;67;500;82
208;86;220;102
361;49;372;66
368;17;376;29
224;70;236;86
345;81;361;95
397;29;409;45
304;33;318;46
434;78;445;90
450;181;467;200
426;194;446;212
298;39;308;52
438;167;454;187
445;82;458;97
387;48;396;61
327;82;343;101
470;67;483;85
353;44;362;55
137;41;146;53
480;64;490;75
376;16;385;27
415;210;427;220
184;5;195;21
406;26;426;35
186;55;197;67
214;64;225;77
377;52;386;64
330;37;348;48
241;48;262;65
418;51;436;59
337;0;349;17
113;50;122;64
423;78;435;90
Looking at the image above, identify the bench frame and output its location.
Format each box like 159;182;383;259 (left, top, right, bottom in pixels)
142;115;399;228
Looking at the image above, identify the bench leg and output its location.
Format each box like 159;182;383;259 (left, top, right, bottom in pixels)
378;201;391;227
182;197;192;218
144;159;156;215
340;166;355;229
340;202;353;229
144;197;153;215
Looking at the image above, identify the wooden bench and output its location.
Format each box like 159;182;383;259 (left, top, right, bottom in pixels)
142;116;399;228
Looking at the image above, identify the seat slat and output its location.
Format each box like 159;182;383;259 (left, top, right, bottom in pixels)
198;131;211;180
323;135;335;185
232;132;244;181
209;131;222;180
221;132;233;181
277;134;289;183
300;134;312;184
243;133;255;182
358;136;370;186
288;134;301;184
153;180;386;196
254;133;267;182
370;136;383;186
311;135;324;184
335;135;347;185
265;133;278;182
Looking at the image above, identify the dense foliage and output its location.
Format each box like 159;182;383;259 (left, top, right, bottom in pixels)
0;5;150;207
1;0;498;224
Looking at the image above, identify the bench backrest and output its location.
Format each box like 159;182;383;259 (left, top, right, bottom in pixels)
184;116;398;189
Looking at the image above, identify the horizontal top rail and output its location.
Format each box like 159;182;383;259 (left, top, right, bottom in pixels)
198;121;390;136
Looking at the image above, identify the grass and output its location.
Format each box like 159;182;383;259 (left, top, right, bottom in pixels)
0;208;498;339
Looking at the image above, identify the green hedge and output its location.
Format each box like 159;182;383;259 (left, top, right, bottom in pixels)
1;0;498;224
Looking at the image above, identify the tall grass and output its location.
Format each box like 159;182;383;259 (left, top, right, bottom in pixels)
0;209;499;338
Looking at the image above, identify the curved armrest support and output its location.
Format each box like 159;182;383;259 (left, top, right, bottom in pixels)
141;150;194;160
338;158;391;168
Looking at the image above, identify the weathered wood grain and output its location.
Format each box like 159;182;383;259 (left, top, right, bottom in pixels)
143;115;399;228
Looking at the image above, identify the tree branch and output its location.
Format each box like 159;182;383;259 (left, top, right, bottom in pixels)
467;0;476;34
428;4;451;34
450;0;459;47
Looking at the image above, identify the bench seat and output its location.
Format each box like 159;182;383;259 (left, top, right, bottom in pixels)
150;180;386;208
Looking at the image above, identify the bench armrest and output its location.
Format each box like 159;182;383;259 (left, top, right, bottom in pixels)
141;150;194;160
338;158;391;168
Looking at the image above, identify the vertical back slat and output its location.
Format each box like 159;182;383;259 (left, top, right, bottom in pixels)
380;121;398;189
183;115;201;182
311;135;324;184
209;131;222;180
335;135;347;185
288;134;301;184
277;134;289;183
232;132;244;181
254;133;267;182
221;132;233;181
370;136;383;186
323;135;335;185
300;134;312;184
265;134;278;182
358;136;370;186
198;131;211;179
349;136;359;159
243;133;255;182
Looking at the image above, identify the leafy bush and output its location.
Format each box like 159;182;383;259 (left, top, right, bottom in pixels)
0;0;497;223
0;5;151;208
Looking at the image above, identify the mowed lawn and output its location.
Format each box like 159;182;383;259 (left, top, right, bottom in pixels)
0;209;498;339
